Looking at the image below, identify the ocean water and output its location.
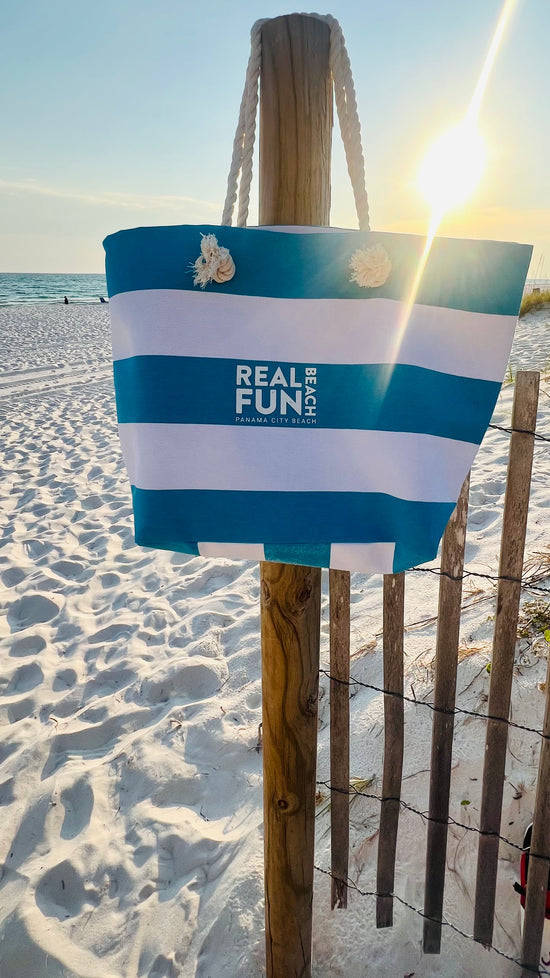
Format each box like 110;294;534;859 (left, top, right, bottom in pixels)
1;273;546;306
0;273;108;305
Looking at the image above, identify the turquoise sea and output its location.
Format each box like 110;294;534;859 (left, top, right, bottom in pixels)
0;273;108;305
1;272;546;307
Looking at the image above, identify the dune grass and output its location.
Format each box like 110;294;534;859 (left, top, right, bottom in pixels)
519;289;550;318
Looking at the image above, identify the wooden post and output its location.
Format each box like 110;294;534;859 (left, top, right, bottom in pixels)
474;371;540;946
329;568;350;909
423;475;470;952
376;572;405;928
259;15;332;978
520;650;550;977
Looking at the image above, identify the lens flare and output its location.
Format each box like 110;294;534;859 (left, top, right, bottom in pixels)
418;119;486;220
390;0;520;367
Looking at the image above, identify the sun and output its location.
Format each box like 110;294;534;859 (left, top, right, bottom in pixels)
417;118;486;221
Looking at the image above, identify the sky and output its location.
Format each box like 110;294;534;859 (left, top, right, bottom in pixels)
1;0;548;275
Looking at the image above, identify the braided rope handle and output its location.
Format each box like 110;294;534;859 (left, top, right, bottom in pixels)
221;14;370;231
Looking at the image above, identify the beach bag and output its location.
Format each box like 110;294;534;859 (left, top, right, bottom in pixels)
104;16;531;574
104;223;531;573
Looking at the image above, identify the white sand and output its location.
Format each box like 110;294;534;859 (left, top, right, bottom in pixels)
0;302;549;978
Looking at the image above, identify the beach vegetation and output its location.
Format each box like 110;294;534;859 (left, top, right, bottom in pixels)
519;289;550;318
315;774;376;818
503;363;514;385
517;598;550;640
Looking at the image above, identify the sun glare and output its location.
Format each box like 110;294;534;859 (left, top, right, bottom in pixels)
393;0;520;364
416;0;518;231
418;118;486;224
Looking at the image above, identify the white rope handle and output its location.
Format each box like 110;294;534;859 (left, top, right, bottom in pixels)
221;14;370;232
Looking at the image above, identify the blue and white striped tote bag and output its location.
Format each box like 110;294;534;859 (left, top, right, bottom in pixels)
104;224;531;574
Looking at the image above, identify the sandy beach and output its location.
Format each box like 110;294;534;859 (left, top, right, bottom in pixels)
1;301;549;977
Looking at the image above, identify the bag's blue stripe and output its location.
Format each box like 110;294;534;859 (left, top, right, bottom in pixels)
131;487;454;558
131;535;431;573
264;543;332;567
104;224;531;316
114;356;499;444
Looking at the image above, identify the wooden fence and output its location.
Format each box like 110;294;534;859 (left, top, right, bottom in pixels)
327;369;549;976
251;16;547;977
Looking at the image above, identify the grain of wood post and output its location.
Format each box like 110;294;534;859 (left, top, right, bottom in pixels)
329;568;350;910
259;14;332;977
376;572;405;928
520;649;550;977
423;474;470;953
473;370;540;946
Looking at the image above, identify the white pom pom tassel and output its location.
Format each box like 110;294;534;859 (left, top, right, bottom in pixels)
349;243;391;289
192;234;236;288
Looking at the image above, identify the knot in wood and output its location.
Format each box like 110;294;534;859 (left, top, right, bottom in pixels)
274;791;298;815
306;690;318;716
297;582;313;606
261;579;271;605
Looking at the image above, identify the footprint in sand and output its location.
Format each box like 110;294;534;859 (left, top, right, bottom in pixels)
5;795;51;869
153;775;203;808
88;622;133;645
83;665;136;697
81;494;103;511
78;529;109;556
35;860;98;920
42;708;151;777
99;572;121;589
23;539;52;560
0;743;19;765
1;567;25;587
156;832;214;887
0;778;15;806
60;779;94;839
245;686;262;710
8;697;36;723
6;662;44;694
8;594;60;631
141;661;224;705
187;611;234;638
53;668;77;691
149;953;178;978
10;634;46;657
50;558;87;581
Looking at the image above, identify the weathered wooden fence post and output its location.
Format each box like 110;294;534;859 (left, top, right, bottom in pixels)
423;474;470;951
259;14;332;977
376;572;405;928
329;568;350;910
474;370;540;945
521;650;550;976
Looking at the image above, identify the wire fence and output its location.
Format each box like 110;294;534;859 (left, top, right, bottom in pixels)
408;564;550;595
312;862;550;976
316;774;550;863
318;398;550;974
319;670;549;741
488;423;550;443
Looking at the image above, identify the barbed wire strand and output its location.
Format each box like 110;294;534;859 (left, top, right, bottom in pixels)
406;565;550;593
489;422;550;443
316;779;550;865
319;671;549;740
313;864;550;976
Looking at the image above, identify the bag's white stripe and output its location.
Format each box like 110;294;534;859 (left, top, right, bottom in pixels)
194;540;396;572
197;542;265;560
119;423;477;503
109;289;515;384
329;542;395;573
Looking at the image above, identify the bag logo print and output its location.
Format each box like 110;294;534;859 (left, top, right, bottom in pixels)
235;363;317;424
